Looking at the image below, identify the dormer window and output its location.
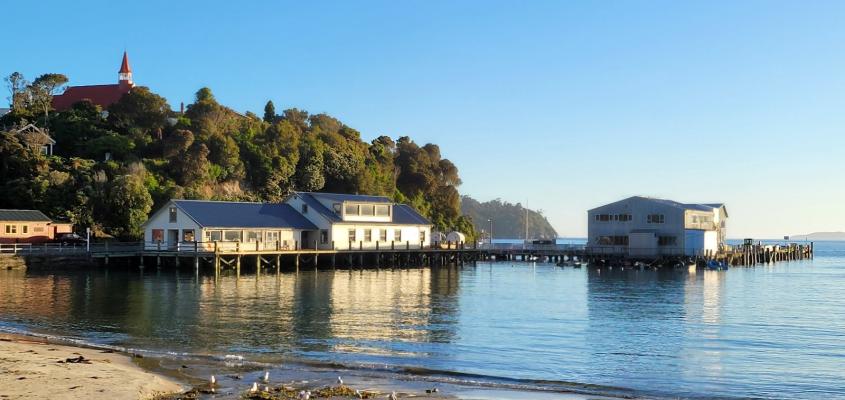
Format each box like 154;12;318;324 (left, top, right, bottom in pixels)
345;203;358;215
375;205;390;216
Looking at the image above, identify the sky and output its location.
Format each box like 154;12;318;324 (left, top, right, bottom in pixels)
4;0;845;238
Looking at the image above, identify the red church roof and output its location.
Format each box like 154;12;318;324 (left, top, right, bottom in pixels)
51;52;135;111
119;51;131;73
52;84;132;111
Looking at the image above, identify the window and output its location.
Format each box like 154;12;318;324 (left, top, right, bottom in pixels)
169;207;177;223
333;203;342;213
595;214;612;222
152;229;164;242
348;229;357;243
345;203;359;216
33;227;45;233
320;230;329;244
617;214;632;222
364;229;372;242
420;230;426;243
596;235;628;246
647;214;665;224
375;204;390;216
182;229;195;242
266;231;280;243
207;230;222;241
394;229;402;242
22;225;28;234
658;236;677;246
223;230;241;241
245;230;261;242
379;229;387;242
301;203;308;214
361;205;374;216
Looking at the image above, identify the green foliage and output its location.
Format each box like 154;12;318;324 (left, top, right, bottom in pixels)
1;73;477;240
460;196;557;240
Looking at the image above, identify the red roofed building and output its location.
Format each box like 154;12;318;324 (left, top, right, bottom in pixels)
51;52;135;111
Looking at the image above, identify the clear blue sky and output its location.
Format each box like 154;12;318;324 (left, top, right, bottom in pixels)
5;0;845;238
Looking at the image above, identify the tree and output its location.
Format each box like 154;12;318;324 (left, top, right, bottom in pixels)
4;72;29;111
263;100;276;123
107;86;170;150
106;174;153;238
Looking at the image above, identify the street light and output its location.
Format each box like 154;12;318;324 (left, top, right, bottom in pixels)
487;218;493;249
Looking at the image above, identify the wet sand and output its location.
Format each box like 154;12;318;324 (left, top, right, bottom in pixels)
0;334;183;400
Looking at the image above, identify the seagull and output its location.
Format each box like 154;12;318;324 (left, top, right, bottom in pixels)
299;390;311;400
210;375;217;386
389;391;398;400
337;376;343;385
265;385;270;392
250;382;258;393
263;371;270;383
355;389;363;398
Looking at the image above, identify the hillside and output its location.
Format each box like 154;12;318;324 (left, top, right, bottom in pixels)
460;196;557;239
789;232;845;241
0;72;476;239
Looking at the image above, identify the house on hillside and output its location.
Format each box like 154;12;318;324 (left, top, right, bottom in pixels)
587;196;727;258
0;210;73;243
11;124;55;156
141;200;317;251
285;192;433;250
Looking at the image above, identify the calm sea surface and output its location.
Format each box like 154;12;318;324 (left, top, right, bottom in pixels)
1;241;844;399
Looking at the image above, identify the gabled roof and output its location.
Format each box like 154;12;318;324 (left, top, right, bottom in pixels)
0;209;52;222
591;196;726;213
52;84;131;111
13;124;55;144
172;200;317;230
292;192;432;226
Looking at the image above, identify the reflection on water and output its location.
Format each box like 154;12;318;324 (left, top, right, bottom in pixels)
3;244;845;399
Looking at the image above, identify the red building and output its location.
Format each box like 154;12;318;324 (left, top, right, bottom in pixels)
51;52;135;111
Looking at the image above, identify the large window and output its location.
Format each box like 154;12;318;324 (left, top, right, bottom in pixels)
182;229;195;242
207;230;222;241
266;231;280;243
169;207;177;223
364;229;372;242
394;229;402;242
348;229;357;243
647;214;665;224
597;235;628;246
379;229;387;242
375;205;390;216
595;214;612;222
223;230;241;241
245;230;261;242
345;204;359;216
152;229;164;242
361;205;374;216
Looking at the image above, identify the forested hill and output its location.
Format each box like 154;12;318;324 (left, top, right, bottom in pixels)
461;196;557;239
0;72;475;239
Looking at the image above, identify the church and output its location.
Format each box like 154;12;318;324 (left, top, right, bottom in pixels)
51;52;135;111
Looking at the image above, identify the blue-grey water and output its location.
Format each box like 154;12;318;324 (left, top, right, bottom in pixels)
1;241;844;399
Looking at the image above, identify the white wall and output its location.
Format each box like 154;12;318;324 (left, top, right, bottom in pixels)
329;224;431;250
143;202;201;249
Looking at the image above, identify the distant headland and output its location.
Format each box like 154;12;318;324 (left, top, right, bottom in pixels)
789;232;845;241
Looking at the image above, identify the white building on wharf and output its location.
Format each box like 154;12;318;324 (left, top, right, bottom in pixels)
587;196;728;258
142;192;433;251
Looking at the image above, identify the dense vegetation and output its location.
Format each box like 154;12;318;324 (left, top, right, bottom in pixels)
461;196;557;240
0;72;475;240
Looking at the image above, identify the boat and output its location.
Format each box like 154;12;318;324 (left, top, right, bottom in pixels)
706;260;729;270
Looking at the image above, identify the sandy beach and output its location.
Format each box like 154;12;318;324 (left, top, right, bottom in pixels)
0;334;183;400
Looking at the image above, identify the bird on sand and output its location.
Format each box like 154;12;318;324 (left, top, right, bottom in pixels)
263;371;270;383
250;382;258;393
389;391;398;400
337;376;343;385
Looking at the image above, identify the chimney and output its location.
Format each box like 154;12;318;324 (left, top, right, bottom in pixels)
180;102;184;114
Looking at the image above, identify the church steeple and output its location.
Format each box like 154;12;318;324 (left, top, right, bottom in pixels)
118;51;133;85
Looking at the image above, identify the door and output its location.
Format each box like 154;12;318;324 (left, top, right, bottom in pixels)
167;229;179;251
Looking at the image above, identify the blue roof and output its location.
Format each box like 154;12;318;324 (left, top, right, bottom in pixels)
392;204;432;225
294;192;431;226
173;200;317;230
